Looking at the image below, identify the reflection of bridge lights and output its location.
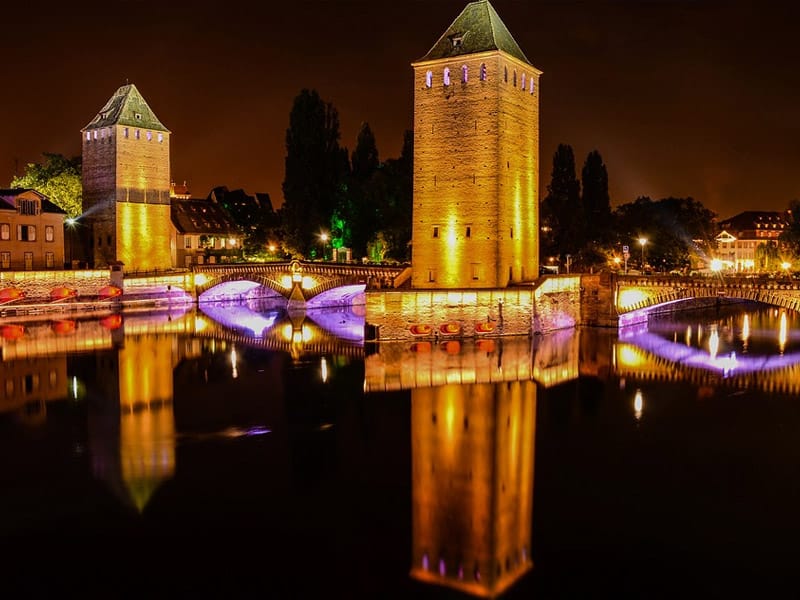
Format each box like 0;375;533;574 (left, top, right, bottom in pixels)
194;316;209;332
72;376;79;400
742;314;750;351
709;327;719;360
634;389;643;420
231;347;238;379
320;357;328;383
281;323;293;342
618;344;646;367
302;325;314;342
779;311;787;354
685;325;692;347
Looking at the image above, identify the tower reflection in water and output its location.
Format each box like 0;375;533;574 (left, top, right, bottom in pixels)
410;381;536;596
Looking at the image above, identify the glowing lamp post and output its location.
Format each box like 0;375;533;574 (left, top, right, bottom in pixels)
319;232;329;261
638;237;647;270
65;217;78;269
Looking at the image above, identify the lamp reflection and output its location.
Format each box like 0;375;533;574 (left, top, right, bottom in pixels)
779;311;787;355
634;389;644;421
741;314;750;352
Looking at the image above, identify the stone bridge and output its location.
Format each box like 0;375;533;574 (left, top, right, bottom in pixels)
609;274;800;325
192;260;411;307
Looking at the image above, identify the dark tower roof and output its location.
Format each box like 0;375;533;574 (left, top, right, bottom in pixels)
415;0;531;65
82;83;169;132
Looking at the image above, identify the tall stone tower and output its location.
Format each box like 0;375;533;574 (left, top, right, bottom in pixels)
411;0;541;288
81;84;172;272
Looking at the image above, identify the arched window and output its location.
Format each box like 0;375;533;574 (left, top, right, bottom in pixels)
504;66;508;83
443;67;451;86
461;65;468;83
513;70;517;86
521;73;526;90
480;63;487;81
425;71;433;88
530;79;536;94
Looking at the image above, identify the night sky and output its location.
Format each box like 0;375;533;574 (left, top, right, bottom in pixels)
2;0;798;219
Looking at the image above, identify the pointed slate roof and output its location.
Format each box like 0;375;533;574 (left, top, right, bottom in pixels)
82;83;169;132
415;0;531;65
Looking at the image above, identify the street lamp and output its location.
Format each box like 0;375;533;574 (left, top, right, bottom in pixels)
319;232;329;261
65;217;78;269
639;237;647;270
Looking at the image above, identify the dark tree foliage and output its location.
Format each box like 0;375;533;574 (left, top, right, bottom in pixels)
614;196;717;272
371;129;413;262
581;150;612;242
541;144;583;267
209;186;279;259
281;89;349;258
341;122;381;256
10;153;83;218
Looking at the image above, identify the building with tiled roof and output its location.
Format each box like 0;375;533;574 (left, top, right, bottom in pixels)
170;197;243;267
0;188;67;270
715;210;789;272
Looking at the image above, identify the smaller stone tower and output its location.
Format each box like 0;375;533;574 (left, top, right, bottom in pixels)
81;84;172;271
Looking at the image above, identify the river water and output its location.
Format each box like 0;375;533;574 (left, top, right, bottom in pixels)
2;300;799;597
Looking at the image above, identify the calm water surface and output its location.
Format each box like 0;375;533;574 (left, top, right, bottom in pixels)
2;301;800;598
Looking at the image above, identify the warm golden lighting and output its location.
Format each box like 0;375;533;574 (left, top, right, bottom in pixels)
281;275;293;289
710;259;723;272
617;344;647;367
709;326;719;360
618;289;649;309
194;273;209;286
634;389;643;420
779;311;787;354
685;325;692;347
230;347;238;379
741;314;750;350
320;357;328;383
301;276;315;289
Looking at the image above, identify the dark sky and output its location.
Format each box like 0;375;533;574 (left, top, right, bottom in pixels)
2;0;798;219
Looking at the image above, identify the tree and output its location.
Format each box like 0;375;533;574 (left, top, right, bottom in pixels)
10;153;82;218
340;122;380;256
281;89;349;258
371;129;412;262
541;144;583;267
581;150;612;242
779;200;800;260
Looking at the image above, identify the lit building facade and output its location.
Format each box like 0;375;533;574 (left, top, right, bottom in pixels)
81;84;172;272
411;0;541;288
0;189;66;270
715;211;789;272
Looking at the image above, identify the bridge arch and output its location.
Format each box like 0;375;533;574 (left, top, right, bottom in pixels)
615;276;800;316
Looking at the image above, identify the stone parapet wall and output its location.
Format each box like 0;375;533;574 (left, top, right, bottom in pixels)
0;270;111;300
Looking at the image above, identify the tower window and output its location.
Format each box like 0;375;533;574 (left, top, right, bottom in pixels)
146;131;153;141
433;226;439;238
443;67;451;86
510;227;513;239
530;79;536;94
504;66;508;83
135;129;140;140
471;263;480;280
513;70;517;86
480;63;487;81
428;269;436;282
158;133;164;143
449;34;464;48
86;131;91;141
93;130;98;140
123;127;129;138
466;226;471;238
521;73;526;89
135;113;142;120
461;65;468;83
425;71;433;88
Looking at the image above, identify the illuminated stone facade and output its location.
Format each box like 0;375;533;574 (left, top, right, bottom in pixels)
81;84;172;272
411;0;541;288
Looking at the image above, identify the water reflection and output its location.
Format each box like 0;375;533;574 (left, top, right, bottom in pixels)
2;301;800;594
